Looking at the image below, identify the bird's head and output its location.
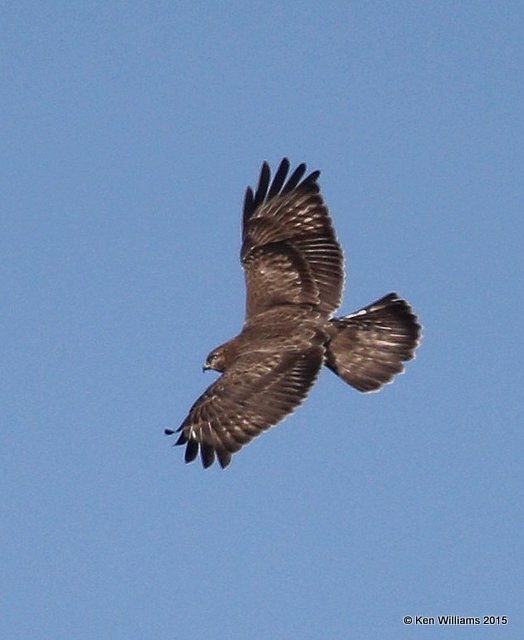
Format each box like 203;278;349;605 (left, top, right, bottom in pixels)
203;348;227;373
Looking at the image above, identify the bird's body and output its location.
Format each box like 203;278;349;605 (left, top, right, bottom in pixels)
166;159;421;468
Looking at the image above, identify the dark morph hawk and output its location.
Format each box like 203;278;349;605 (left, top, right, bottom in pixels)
166;159;421;468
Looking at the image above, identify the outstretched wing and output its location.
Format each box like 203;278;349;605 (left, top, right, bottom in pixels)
326;293;421;392
242;158;344;318
166;345;324;469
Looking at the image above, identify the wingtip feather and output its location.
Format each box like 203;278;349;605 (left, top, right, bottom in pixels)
184;439;199;463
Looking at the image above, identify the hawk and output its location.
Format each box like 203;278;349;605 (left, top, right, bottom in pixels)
166;159;421;468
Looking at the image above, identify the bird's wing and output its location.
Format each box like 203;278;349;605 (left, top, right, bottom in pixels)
242;158;344;318
167;344;324;469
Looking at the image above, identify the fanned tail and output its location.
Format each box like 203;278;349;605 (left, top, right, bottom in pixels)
325;293;421;392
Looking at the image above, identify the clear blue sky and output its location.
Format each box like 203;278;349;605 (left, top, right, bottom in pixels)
3;2;522;639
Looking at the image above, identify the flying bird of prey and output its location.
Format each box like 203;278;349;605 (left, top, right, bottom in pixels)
165;159;421;468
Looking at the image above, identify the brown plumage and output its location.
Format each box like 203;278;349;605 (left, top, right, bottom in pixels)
166;159;421;468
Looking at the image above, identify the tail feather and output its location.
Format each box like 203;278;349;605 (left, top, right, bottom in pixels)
325;293;421;392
